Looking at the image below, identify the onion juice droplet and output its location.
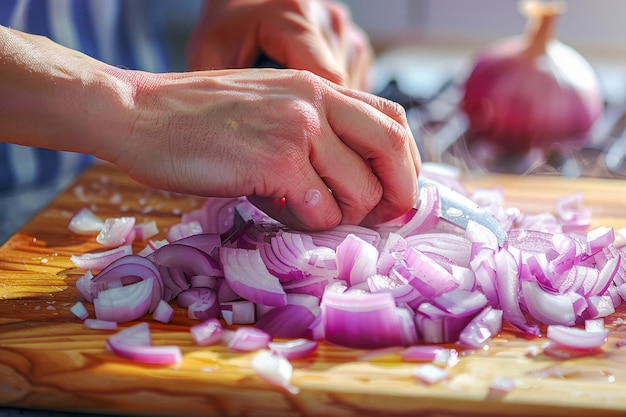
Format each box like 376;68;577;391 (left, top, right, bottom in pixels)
304;189;322;207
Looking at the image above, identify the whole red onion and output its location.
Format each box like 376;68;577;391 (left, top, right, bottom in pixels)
461;0;604;155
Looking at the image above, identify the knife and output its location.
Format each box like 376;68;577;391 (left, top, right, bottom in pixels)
418;177;507;246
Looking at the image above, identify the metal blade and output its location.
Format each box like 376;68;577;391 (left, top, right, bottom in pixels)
418;178;507;246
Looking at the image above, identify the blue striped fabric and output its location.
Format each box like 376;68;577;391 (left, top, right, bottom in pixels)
0;0;172;192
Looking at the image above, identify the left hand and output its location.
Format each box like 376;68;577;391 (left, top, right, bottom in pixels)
186;0;373;91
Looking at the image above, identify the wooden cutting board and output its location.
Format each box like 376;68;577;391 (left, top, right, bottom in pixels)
3;161;626;417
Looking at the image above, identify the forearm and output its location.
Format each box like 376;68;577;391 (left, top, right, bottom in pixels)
0;25;137;160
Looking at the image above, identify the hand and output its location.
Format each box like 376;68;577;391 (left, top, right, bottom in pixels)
187;0;373;91
107;68;420;230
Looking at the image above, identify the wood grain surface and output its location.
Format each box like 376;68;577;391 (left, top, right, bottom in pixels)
3;161;626;417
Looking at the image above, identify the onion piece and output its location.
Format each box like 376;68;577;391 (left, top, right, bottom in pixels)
133;220;159;242
414;364;449;385
152;300;174;323
70;245;133;271
546;324;609;350
220;300;256;325
251;350;299;394
84;318;118;330
89;255;164;312
268;339;319;360
321;291;404;349
96;216;136;248
220;247;287;306
255;304;316;339
94;277;155;322
227;327;271;352
69;301;89;320
190;318;223;346
68;207;104;235
105;322;182;365
458;306;503;348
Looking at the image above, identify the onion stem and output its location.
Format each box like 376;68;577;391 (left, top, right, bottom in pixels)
519;0;566;56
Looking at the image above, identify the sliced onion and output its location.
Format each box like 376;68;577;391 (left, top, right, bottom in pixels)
321;291;404;349
89;255;163;312
70;245;133;271
68;207;104;235
255;304;316;339
133;220;159;241
414;364;449;385
220;247;287;306
268;339;319;360
84;318;118;330
546;324;609;350
227;327;271;352
149;243;222;300
458;306;503;348
94;277;155;322
336;233;378;287
251;350;299;394
69;301;89;320
152;299;174;323
96;216;136;248
220;300;256;325
190;318;223;346
105;322;182;365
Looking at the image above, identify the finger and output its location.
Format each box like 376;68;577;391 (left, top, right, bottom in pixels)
308;127;383;225
345;26;374;91
322;90;420;225
258;19;348;86
247;166;343;231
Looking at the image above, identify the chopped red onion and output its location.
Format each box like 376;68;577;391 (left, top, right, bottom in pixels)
255;304;316;339
68;207;104;235
546;324;609;350
414;364;449;385
76;167;626;363
227;327;271;352
70;245;133;271
251;350;299;394
220;300;256;325
94;277;155;322
152;299;174;323
190;318;223;346
105;322;182;365
69;301;89;320
84;318;118;330
220;247;287;306
133;220;159;241
268;339;318;360
96;216;136;248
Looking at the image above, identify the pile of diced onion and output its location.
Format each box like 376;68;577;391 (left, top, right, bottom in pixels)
67;166;626;392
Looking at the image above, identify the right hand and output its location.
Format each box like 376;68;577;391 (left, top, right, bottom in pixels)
107;68;420;230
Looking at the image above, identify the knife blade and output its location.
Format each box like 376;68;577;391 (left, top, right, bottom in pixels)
418;177;507;246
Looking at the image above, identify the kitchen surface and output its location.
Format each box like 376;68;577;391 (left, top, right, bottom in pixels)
3;1;626;416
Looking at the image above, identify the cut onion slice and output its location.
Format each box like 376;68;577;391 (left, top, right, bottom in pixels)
94;277;155;322
546;325;609;350
251;350;299;394
220;247;287;306
97;216;136;248
268;339;319;360
70;245;133;271
105;322;182;365
190;318;223;346
68;207;104;235
321;291;404;349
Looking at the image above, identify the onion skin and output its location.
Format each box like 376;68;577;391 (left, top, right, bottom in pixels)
461;0;604;155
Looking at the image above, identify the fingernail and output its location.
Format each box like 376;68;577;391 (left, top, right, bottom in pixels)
304;188;322;207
